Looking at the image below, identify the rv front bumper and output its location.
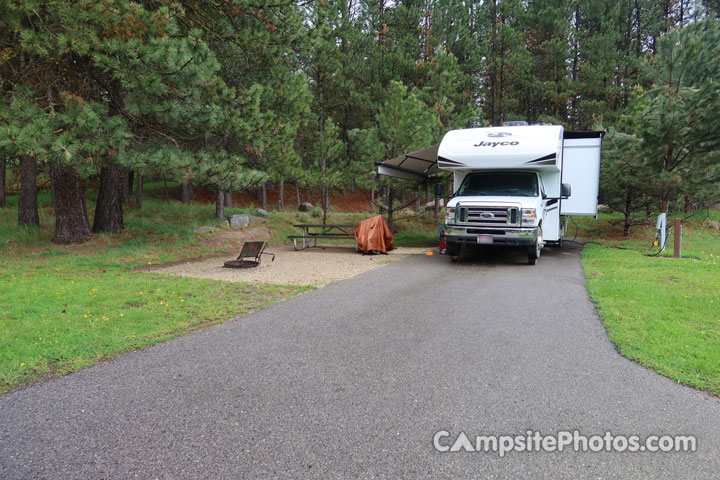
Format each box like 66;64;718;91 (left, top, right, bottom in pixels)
444;225;539;246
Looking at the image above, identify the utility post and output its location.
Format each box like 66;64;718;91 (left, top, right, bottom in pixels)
673;218;682;258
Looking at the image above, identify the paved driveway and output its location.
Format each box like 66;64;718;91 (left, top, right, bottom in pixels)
1;245;719;479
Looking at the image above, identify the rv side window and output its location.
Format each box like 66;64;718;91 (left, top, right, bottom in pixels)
457;172;539;197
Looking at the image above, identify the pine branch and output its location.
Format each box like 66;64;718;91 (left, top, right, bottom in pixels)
161;57;194;76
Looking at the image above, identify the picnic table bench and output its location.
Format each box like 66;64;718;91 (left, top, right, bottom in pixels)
289;223;358;251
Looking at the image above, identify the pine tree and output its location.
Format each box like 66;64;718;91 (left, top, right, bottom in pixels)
523;0;574;123
420;49;477;139
480;0;533;124
630;18;720;213
599;126;653;235
53;95;130;241
432;0;485;125
0;157;6;208
307;118;348;223
184;0;310;209
350;81;436;231
300;0;354;219
0;91;54;228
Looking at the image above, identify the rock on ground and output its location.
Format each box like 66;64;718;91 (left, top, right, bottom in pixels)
229;214;250;227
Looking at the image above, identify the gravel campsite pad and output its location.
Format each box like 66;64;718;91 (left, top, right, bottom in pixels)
146;245;430;287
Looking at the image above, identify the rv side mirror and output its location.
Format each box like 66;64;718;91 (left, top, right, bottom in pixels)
561;183;572;198
434;183;443;198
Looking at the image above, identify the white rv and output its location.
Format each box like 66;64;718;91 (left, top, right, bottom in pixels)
377;124;604;264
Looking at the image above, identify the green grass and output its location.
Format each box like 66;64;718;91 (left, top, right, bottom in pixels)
0;193;312;394
579;211;720;396
394;230;439;247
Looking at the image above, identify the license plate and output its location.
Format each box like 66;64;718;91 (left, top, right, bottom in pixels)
476;235;493;244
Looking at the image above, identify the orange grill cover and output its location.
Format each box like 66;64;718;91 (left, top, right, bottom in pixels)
354;215;395;254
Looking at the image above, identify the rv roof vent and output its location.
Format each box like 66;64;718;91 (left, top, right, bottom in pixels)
500;120;528;126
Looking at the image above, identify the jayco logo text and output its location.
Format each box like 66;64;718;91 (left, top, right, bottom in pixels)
473;141;520;147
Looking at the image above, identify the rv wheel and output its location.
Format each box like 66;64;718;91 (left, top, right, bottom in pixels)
446;241;461;258
528;234;542;265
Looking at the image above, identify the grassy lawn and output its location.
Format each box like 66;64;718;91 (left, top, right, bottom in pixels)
579;211;720;396
0;192;312;394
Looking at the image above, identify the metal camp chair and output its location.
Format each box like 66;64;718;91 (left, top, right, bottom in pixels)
223;241;275;268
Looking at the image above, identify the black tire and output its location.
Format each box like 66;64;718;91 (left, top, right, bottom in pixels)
446;241;461;257
527;233;542;265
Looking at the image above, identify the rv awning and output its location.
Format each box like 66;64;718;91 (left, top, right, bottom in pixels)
375;144;439;181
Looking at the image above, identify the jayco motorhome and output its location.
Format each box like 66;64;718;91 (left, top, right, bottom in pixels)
377;124;604;264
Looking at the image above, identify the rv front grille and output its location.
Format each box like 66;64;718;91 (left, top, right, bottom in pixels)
467;229;506;235
456;206;519;226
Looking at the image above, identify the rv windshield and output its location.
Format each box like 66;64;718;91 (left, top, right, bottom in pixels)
457;172;538;197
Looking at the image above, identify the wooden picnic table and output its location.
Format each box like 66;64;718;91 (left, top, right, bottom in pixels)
289;223;358;251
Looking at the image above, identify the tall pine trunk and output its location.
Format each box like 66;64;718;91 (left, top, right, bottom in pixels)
0;157;6;208
118;166;129;204
386;185;394;232
215;190;224;218
660;192;670;215
278;180;284;211
261;182;267;211
127;170;134;203
623;189;633;237
181;180;193;204
135;173;143;210
51;165;91;244
321;186;329;223
18;154;39;227
224;191;232;208
295;182;301;207
93;164;125;233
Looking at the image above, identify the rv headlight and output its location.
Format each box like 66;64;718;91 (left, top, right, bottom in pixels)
522;208;537;225
445;207;455;224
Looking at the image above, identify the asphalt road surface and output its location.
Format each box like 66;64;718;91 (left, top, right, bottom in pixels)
2;244;719;479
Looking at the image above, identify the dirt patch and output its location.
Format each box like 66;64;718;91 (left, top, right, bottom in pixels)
144;245;429;287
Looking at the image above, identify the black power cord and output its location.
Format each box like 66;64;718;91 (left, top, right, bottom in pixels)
562;216;602;246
